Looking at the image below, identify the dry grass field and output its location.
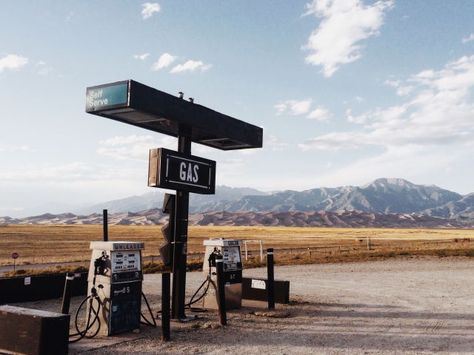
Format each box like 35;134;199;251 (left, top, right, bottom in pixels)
1;225;474;269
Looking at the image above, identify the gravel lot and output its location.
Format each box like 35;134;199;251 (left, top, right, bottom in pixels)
15;256;474;354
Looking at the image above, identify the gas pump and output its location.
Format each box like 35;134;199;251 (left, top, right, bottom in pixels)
202;239;243;310
87;241;144;336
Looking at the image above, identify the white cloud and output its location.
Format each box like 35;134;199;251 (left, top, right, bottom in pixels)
0;162;149;201
97;135;176;161
303;0;393;77
141;2;160;19
275;99;312;116
462;33;474;44
384;79;413;96
346;108;369;124
307;106;331;121
0;144;30;153
299;131;364;150
151;53;176;71
301;55;474;152
0;54;28;73
265;135;289;151
133;53;150;61
170;60;212;74
0;162;95;182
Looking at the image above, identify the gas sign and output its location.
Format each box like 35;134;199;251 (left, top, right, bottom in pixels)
148;148;216;194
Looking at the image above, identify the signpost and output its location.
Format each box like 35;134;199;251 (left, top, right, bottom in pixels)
86;79;263;321
11;252;19;272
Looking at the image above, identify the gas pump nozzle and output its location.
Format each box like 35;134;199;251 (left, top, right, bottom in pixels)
94;251;110;276
208;248;221;275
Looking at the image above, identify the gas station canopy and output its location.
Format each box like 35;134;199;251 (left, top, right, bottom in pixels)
86;80;263;150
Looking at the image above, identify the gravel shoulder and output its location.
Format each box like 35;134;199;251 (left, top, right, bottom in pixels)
15;256;474;354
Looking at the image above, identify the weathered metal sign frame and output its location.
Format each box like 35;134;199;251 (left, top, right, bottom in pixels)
86;81;129;112
148;148;216;194
86;80;263;151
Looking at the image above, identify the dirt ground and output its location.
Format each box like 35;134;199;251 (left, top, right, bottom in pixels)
14;256;474;354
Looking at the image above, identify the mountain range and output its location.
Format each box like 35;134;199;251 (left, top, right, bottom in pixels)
3;178;474;227
78;178;473;219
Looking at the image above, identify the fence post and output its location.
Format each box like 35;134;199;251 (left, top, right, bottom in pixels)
61;273;75;314
215;255;227;325
267;248;275;310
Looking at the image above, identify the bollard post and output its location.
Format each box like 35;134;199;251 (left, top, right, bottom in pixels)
267;248;275;310
161;272;171;341
215;255;227;325
103;209;108;242
61;273;75;314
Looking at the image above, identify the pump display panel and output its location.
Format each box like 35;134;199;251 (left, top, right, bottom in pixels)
112;251;141;273
222;246;242;272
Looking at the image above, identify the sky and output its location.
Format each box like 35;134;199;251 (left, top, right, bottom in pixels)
1;0;474;217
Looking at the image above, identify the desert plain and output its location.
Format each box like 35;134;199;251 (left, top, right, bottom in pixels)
4;225;474;354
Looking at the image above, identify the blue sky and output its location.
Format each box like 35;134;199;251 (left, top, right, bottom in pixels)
1;1;474;217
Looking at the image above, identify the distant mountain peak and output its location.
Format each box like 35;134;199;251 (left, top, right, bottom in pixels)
366;177;414;188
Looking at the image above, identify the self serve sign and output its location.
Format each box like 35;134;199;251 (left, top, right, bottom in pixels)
148;148;216;194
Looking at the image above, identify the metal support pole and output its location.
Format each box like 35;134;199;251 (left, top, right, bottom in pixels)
171;125;192;320
244;241;248;261
61;273;75;314
215;255;227;325
103;209;108;242
267;248;275;310
161;272;171;341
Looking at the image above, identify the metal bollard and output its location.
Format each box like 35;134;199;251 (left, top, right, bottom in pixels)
161;272;171;341
215;255;227;325
61;273;75;314
267;248;275;310
103;209;108;242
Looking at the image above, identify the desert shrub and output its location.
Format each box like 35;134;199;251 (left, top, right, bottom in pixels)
436;250;449;257
464;249;474;257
